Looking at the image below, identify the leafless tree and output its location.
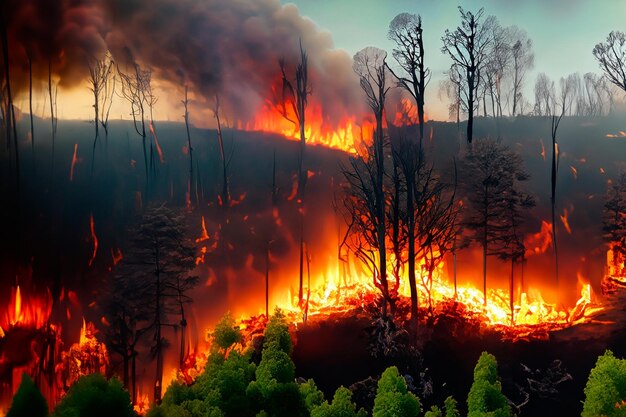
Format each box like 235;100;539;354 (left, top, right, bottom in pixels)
440;63;464;126
182;85;195;209
593;31;626;92
482;21;510;119
118;63;151;187
212;95;229;206
88;53;115;177
533;73;554;116
548;76;574;285
387;12;430;145
0;7;19;186
386;12;430;330
508;27;534;116
441;7;495;144
277;41;311;308
345;46;393;316
48;60;58;167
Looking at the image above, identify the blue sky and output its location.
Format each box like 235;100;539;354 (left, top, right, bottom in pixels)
283;0;626;119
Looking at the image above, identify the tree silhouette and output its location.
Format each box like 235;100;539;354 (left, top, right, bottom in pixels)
593;31;626;92
109;204;198;404
345;46;393;316
441;7;495;144
460;139;532;306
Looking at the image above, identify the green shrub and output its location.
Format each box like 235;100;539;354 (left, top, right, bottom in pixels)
467;352;511;417
372;366;421;417
299;379;325;413
52;373;134;417
424;396;459;417
246;311;305;417
263;309;292;355
311;386;367;417
582;350;626;417
212;313;242;353
6;373;48;417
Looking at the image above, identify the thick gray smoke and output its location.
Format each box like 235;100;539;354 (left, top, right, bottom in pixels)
3;0;365;126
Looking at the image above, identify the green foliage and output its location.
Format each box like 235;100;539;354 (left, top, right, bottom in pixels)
582;350;626;417
299;379;325;413
425;396;459;417
424;406;442;417
52;373;134;417
6;373;48;417
263;309;292;355
467;352;511;417
443;396;460;417
372;367;421;417
212;313;242;353
311;386;367;417
245;311;305;417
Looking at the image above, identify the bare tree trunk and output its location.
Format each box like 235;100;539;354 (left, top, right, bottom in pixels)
0;10;19;188
183;86;194;209
214;96;229;205
551;127;559;286
48;60;55;171
29;55;34;154
154;243;163;404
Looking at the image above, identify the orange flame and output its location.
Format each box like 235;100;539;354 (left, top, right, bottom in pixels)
88;214;98;266
560;208;572;235
69;143;78;181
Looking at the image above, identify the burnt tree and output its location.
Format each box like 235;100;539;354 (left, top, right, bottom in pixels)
277;41;311;309
344;46;393;315
119;63;151;189
593;31;626;93
386;12;430;330
460;139;532;306
441;7;494;144
109;204;198;404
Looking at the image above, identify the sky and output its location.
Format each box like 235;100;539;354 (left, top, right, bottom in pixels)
283;0;626;120
12;0;626;123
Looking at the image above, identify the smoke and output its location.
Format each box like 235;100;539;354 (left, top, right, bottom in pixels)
3;0;366;126
3;0;107;88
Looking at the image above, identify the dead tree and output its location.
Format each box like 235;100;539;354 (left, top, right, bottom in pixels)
119;63;151;188
387;13;430;147
213;95;229;206
88;54;115;177
28;52;34;154
509;28;534;116
48;60;58;168
593;31;626;93
112;204;198;404
0;7;19;187
440;63;464;127
386;13;430;329
345;46;393;316
549;76;574;285
182;86;195;209
277;41;311;308
441;7;494;144
460;139;532;306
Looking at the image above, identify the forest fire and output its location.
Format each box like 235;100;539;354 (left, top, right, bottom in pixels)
239;101;374;154
4;0;626;415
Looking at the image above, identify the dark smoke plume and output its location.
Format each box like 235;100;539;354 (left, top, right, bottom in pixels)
3;0;365;126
